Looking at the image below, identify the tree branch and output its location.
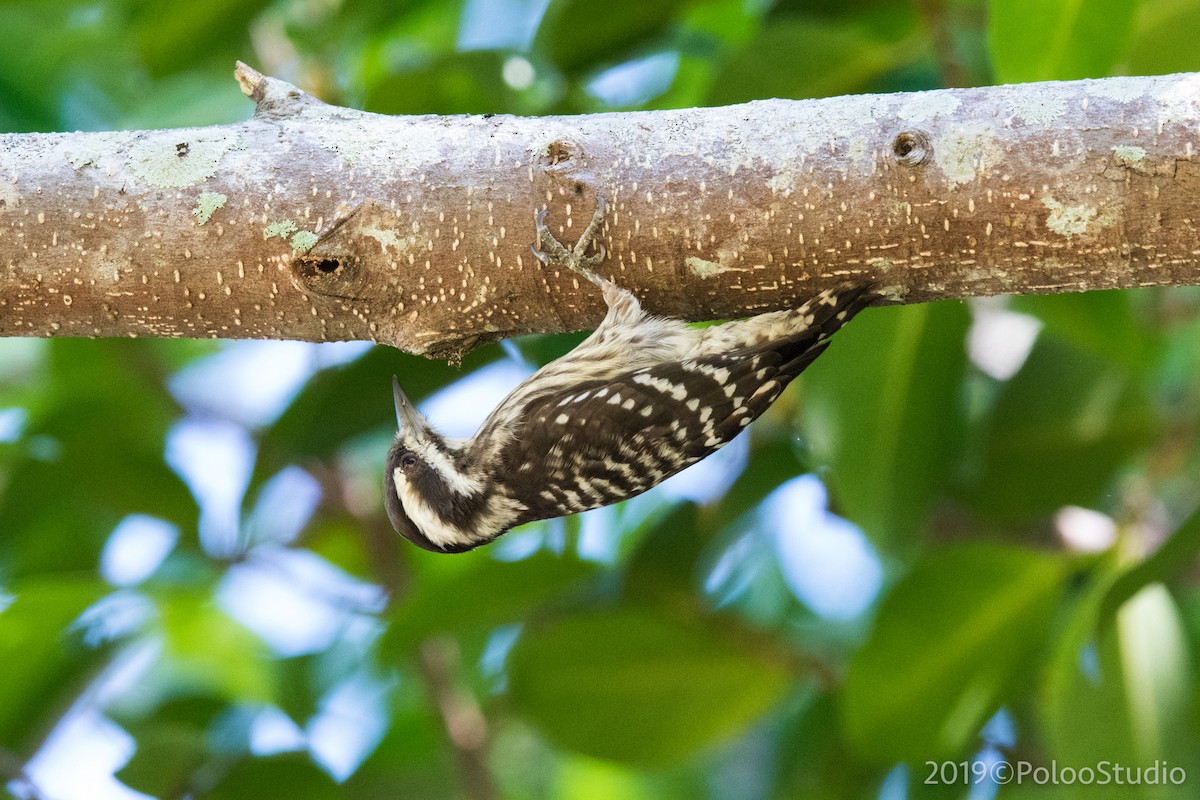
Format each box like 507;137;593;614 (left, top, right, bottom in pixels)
916;0;970;88
3;63;1200;359
0;745;50;800
326;463;500;800
416;637;500;800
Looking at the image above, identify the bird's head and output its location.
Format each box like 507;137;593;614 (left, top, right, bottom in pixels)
383;376;478;554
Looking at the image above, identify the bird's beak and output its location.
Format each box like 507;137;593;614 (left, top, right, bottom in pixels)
392;375;428;434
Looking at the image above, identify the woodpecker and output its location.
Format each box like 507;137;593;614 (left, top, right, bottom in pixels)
384;199;875;552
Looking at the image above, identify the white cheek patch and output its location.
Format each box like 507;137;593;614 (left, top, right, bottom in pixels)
408;438;483;496
395;478;474;549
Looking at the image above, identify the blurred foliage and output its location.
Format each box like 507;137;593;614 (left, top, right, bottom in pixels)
3;1;1200;799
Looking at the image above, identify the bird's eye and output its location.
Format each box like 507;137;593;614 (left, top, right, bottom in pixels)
401;454;417;468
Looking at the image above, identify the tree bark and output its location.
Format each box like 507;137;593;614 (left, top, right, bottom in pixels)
2;63;1199;359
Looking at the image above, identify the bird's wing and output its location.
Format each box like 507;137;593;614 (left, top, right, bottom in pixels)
496;340;814;525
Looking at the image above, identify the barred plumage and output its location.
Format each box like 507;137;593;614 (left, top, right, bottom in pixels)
384;199;876;553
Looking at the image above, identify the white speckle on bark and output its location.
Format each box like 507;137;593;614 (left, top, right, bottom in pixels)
1;68;1195;353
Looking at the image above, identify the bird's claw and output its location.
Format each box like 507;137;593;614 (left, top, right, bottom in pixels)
530;197;607;282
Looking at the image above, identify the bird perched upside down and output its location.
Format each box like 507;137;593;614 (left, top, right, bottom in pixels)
384;199;876;553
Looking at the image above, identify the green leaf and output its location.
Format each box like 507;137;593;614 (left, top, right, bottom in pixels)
114;694;228;798
272;656;327;726
649;2;759;111
1101;504;1200;624
842;544;1066;761
0;578;111;752
553;757;667;800
0;3;142;131
536;0;693;73
1011;290;1155;372
133;0;269;78
988;0;1139;83
117;722;212;798
775;693;882;800
1044;574;1195;776
0;454;194;578
507;608;791;764
802;301;969;545
205;753;339;800
707;17;923;104
960;336;1159;521
1105;585;1194;759
0;461;121;579
382;551;598;651
363;51;518;116
144;589;275;705
622;503;712;602
712;423;811;532
304;521;374;581
344;677;458;796
251;345;499;490
1127;0;1200;77
0;340;199;576
117;72;251;131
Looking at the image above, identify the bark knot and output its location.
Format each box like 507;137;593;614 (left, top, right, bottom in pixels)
891;130;931;166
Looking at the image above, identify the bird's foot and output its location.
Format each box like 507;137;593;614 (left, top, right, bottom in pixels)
530;197;607;284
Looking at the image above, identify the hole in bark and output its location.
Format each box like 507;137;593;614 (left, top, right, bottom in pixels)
292;254;365;298
546;140;573;166
891;130;930;166
176;142;190;157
